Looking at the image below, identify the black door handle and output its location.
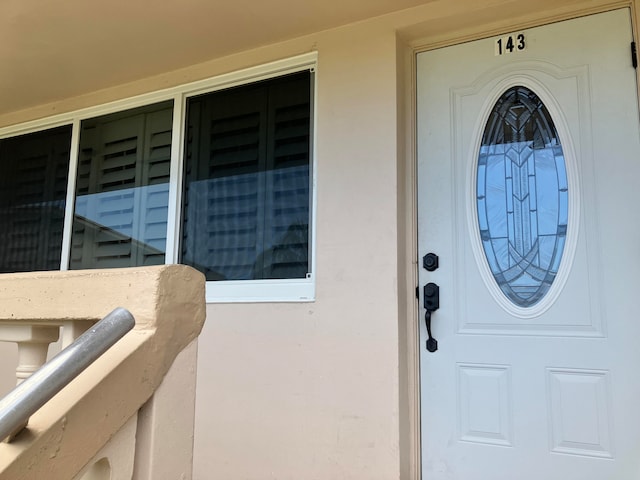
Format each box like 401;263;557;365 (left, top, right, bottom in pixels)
423;283;440;352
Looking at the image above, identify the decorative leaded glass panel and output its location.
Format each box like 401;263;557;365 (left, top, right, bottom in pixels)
476;86;568;307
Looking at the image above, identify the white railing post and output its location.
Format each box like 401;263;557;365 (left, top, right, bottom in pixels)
0;325;60;385
61;321;93;349
0;265;205;480
0;325;60;441
0;309;135;443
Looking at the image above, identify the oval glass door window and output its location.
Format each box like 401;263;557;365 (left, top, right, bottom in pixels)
476;86;568;308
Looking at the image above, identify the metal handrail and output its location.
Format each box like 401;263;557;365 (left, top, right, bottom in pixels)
0;307;135;441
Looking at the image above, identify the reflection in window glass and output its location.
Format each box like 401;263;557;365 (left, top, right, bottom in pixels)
182;71;312;281
0;126;72;272
70;102;173;269
477;86;568;307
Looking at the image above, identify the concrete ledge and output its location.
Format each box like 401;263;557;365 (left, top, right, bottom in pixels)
0;265;206;480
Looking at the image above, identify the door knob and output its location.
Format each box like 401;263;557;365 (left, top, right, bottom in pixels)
423;282;440;352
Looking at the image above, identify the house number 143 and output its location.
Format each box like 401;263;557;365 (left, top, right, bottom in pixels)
495;34;526;55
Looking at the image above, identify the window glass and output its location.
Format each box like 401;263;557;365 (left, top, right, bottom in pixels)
0;126;72;272
0;57;317;300
477;86;568;307
181;71;312;281
70;101;173;269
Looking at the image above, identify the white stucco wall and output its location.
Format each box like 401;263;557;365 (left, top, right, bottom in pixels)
192;24;402;480
0;15;407;480
0;1;634;479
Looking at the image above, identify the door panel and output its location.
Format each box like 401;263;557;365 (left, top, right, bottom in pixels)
417;9;640;479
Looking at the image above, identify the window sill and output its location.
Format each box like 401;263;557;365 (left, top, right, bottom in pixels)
205;278;315;303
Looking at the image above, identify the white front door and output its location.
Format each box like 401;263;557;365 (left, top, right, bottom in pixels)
417;9;640;479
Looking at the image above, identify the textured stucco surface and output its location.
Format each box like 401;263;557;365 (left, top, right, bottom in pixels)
0;266;205;480
0;1;633;479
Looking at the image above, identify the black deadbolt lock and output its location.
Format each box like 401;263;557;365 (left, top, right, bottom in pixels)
423;253;439;272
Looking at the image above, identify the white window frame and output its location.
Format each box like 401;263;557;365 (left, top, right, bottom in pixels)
0;52;318;303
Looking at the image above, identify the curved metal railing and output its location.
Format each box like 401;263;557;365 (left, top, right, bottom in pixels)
0;307;135;441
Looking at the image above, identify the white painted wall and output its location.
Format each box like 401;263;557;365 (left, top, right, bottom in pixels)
192;23;402;479
0;1;634;479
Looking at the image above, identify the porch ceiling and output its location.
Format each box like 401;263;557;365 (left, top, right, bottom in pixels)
0;0;428;118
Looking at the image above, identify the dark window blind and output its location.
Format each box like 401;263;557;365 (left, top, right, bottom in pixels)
182;71;311;280
0;126;72;272
71;102;173;269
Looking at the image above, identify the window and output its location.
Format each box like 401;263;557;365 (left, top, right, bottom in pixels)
0;126;72;272
71;102;173;269
476;86;568;308
0;54;317;302
182;72;311;281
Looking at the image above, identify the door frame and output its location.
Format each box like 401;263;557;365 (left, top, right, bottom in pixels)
399;1;640;478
